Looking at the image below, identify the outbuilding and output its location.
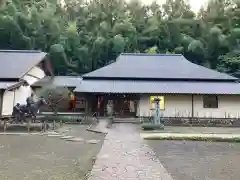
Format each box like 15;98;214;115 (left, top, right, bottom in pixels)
0;50;52;116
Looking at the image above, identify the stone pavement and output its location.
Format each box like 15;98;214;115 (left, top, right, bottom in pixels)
88;124;173;180
87;119;109;134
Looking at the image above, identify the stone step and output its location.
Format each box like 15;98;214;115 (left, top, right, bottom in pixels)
113;118;142;124
113;121;141;124
60;135;74;139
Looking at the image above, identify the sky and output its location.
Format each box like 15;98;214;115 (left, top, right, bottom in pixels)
138;0;209;12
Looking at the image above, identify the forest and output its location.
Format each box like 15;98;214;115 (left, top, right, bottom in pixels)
1;0;240;77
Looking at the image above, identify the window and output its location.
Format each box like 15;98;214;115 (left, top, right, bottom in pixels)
203;95;218;108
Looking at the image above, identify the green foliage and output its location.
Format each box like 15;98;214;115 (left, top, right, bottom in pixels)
145;46;158;54
35;81;70;102
1;0;240;77
217;52;240;77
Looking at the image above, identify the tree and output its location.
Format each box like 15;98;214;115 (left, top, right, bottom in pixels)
1;0;240;77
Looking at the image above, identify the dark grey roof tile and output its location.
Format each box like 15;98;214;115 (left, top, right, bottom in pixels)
32;76;82;88
0;50;46;78
0;82;19;89
83;53;237;80
74;80;240;94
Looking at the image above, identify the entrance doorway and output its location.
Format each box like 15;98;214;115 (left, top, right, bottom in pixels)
92;94;139;117
114;98;138;117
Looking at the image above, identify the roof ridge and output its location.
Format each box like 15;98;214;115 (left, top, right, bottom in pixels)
0;50;42;53
120;53;182;56
83;53;237;81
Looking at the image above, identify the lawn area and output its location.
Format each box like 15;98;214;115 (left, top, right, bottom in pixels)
141;126;240;142
142;126;240;134
0;125;105;180
147;140;240;180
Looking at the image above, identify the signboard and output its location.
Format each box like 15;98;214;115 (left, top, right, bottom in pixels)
150;96;165;110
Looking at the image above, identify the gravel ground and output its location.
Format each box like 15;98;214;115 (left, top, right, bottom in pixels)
0;125;105;180
147;140;240;180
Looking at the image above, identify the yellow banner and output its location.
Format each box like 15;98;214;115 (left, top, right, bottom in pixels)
150;96;165;110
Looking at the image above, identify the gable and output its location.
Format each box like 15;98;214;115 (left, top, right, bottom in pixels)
0;50;46;79
83;53;237;81
22;66;46;85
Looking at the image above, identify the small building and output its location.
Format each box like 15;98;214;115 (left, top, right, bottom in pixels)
0;50;52;116
74;53;240;118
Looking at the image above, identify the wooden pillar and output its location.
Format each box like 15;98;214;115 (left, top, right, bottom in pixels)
27;119;31;132
88;95;92;115
191;94;194;124
3;118;7;132
53;120;56;130
85;96;88;121
84;94;91;123
41;119;47;132
0;90;4;116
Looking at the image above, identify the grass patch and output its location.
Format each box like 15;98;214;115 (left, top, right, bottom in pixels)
142;123;164;130
38;115;82;123
143;135;240;142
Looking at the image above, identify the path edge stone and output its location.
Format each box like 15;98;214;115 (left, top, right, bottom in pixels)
141;133;240;142
86;127;108;134
86;124;108;134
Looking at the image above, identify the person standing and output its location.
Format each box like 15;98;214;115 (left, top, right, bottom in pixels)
68;91;76;112
47;93;57;114
26;93;34;114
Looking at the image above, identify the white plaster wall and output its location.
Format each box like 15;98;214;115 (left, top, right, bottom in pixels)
27;66;45;81
23;75;40;86
14;86;32;105
138;95;151;117
193;95;240;118
2;86;37;116
22;66;45;85
16;65;45;105
138;94;240;118
2;90;14;116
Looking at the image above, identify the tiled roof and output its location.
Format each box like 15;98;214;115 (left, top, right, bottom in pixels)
0;82;18;90
74;79;240;94
0;50;46;79
32;76;82;88
83;53;237;81
0;80;28;90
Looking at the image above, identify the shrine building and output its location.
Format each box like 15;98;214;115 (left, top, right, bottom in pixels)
74;53;240;119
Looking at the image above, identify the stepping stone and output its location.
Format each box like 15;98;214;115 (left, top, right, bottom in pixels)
98;154;109;159
86;139;100;144
44;131;60;135
47;134;62;137
66;137;84;142
57;129;69;133
60;136;75;140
